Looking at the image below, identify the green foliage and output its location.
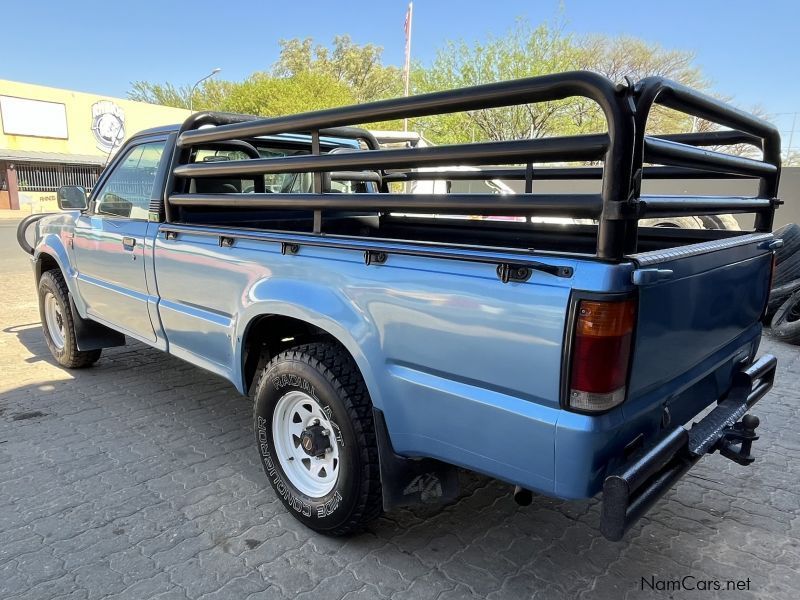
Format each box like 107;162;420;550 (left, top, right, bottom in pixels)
410;20;586;143
128;78;237;111
574;35;709;136
219;71;356;116
274;35;403;103
129;81;192;108
411;20;715;144
130;34;402;119
128;20;753;148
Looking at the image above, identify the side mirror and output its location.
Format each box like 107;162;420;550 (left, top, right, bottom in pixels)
57;186;88;210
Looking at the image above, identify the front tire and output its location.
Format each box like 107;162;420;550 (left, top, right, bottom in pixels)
253;343;382;535
38;270;101;368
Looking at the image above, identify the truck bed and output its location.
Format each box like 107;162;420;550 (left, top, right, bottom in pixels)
168;208;745;256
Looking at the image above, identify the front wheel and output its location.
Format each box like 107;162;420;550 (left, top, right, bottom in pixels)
38;270;101;368
253;343;382;535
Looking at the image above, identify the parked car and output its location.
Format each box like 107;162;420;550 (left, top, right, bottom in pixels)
18;72;781;541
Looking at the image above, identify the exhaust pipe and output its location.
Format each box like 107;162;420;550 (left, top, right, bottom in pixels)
513;485;532;506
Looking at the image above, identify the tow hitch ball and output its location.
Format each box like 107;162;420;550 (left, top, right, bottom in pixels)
713;414;760;466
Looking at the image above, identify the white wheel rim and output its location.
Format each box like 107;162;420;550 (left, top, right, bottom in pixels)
44;292;65;350
272;390;340;498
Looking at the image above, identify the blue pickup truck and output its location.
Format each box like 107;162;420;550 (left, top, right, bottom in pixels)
18;72;781;541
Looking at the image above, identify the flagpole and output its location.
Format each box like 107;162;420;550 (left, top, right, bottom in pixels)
403;1;413;131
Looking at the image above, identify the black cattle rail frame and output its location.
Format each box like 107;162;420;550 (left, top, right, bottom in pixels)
161;71;781;260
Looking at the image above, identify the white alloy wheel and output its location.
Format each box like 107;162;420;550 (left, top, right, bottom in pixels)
43;292;66;349
272;390;340;497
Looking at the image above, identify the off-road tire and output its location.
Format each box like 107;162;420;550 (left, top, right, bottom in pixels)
766;279;800;322
253;342;382;535
769;290;800;345
773;224;800;288
641;216;705;229
37;270;102;368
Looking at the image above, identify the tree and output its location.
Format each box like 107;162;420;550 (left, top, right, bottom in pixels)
128;78;235;111
219;71;356;116
411;20;715;145
411;20;585;144
129;24;742;149
128;81;191;108
274;35;403;103
571;35;709;136
129;35;402;118
785;151;800;167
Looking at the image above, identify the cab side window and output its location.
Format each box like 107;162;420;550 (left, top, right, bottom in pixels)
94;141;165;219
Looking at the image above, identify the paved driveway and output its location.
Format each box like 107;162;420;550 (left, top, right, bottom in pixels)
1;222;799;599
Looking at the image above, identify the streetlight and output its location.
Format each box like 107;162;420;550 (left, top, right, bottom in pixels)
189;68;221;111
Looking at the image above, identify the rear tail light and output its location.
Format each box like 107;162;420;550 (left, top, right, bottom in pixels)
566;297;637;412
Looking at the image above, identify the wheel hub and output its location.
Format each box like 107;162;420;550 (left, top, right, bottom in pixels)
299;422;332;458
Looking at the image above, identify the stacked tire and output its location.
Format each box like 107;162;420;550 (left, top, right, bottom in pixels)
767;223;800;345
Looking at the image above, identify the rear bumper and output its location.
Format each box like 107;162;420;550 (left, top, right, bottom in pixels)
600;354;777;541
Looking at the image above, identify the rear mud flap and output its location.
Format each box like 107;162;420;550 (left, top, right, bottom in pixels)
373;408;460;510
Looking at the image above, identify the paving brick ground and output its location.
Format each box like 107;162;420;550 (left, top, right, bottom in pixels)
2;239;799;599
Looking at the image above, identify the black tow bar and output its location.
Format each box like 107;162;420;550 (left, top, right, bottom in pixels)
600;354;777;542
713;414;760;466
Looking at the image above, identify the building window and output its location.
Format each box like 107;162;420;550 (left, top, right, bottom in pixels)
15;162;103;193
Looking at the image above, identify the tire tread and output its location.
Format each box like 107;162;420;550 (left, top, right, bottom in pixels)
38;270;101;368
254;342;382;535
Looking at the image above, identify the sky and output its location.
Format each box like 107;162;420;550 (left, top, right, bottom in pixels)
3;0;799;149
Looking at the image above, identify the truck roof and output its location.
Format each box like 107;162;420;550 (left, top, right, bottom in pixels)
135;123;181;137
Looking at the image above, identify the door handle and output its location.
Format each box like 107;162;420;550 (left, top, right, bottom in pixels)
759;239;783;251
122;237;136;250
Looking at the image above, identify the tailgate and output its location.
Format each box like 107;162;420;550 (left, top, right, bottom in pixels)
626;233;774;422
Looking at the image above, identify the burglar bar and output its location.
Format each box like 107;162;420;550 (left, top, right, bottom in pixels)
172;134;611;178
633;76;781;232
638;196;774;217
165;71;782;259
643;138;777;178
176;71;627;147
168;192;605;218
382;166;752;182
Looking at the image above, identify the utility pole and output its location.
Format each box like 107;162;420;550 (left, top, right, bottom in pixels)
786;112;797;162
402;2;413;131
